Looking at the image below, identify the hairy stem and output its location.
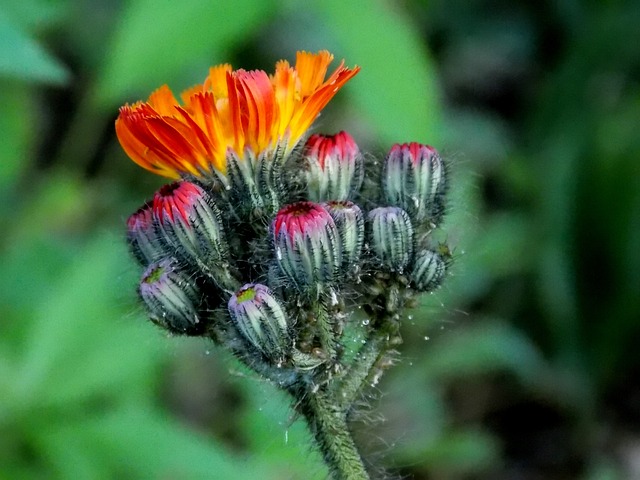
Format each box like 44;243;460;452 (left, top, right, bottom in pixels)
294;382;370;480
314;299;338;359
335;330;389;412
336;297;403;411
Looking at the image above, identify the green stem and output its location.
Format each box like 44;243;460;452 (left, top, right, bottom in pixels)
295;383;370;480
314;299;337;359
336;297;403;412
335;331;388;412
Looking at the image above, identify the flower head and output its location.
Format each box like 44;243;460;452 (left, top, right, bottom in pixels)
272;202;341;289
126;200;160;266
116;51;359;179
367;206;414;273
228;283;291;363
322;200;364;272
152;181;228;266
382;142;446;225
139;258;203;335
304;131;364;202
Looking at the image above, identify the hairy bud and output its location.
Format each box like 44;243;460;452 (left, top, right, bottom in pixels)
153;181;228;268
272;202;341;289
228;283;291;363
411;249;447;292
139;258;203;335
322;200;364;273
367;207;414;273
226;149;283;218
382;143;446;226
304;131;364;202
126;200;162;266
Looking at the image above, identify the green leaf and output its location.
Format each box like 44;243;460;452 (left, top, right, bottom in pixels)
95;0;276;107
316;0;443;145
0;83;32;190
0;10;70;84
238;372;327;478
12;234;163;408
418;430;499;473
39;405;266;479
421;319;545;383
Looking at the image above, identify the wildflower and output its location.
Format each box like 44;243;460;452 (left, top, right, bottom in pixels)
118;51;454;480
116;51;360;180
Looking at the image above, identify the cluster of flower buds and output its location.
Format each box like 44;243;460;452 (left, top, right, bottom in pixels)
127;132;451;378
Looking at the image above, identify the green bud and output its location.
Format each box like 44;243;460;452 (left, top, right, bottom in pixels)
367;207;414;273
152;181;239;291
322;200;364;273
411;250;447;292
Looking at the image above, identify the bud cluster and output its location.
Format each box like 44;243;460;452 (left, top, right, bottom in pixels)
127;131;451;382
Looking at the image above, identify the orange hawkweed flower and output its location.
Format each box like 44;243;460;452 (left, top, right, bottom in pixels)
116;50;360;180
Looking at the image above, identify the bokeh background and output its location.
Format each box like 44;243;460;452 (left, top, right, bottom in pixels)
1;0;639;478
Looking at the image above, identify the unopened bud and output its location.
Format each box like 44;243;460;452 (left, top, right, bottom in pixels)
382;143;446;225
153;181;228;267
367;207;414;273
228;283;291;363
304;132;364;202
272;202;341;289
322;200;364;273
126;200;162;266
139;258;203;335
411;250;447;292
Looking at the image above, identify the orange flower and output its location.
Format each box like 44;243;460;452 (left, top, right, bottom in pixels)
116;51;360;179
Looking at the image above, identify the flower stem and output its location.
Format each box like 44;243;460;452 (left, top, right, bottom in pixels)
295;383;370;480
335;330;389;412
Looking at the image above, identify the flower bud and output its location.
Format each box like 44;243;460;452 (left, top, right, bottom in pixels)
367;207;414;273
139;258;203;335
126;200;162;266
411;250;447;292
304;131;364;202
272;202;341;289
322;201;364;273
153;181;228;267
382;143;446;225
228;283;291;363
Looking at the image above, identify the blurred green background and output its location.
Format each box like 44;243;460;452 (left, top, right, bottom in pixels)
1;0;639;478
